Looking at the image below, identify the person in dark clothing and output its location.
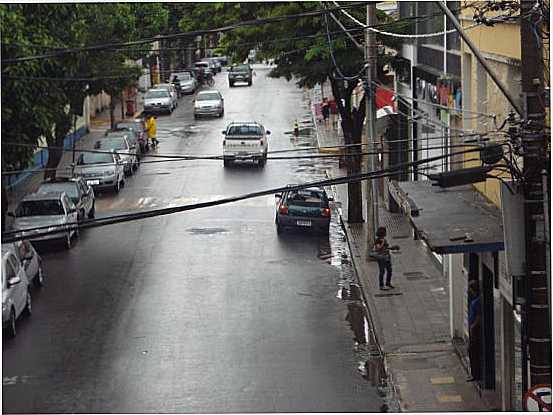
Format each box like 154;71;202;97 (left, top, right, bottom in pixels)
467;280;482;382
374;226;398;290
321;97;330;126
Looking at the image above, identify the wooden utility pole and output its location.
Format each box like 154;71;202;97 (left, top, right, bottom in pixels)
365;2;378;241
519;0;551;389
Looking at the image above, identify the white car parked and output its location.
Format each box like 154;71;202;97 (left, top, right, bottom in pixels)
222;122;270;167
2;247;32;338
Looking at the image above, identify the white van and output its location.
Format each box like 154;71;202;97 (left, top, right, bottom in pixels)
222;122;270;168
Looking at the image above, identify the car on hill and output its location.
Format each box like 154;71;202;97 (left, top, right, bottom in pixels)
194;90;224;119
36;177;95;220
74;150;125;194
10;191;79;249
222;122;270;167
274;186;333;234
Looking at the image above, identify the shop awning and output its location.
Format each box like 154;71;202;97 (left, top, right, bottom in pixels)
388;180;504;254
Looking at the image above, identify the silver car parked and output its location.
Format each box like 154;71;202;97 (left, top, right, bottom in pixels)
144;88;174;114
10;192;79;249
74;150;125;194
95;133;138;176
2;247;32;338
36;177;95;221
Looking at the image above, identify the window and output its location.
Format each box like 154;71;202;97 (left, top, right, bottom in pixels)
227;125;262;136
197;93;221;101
16;199;64;217
5;257;16;281
79;152;114;165
145;90;169;99
286;190;327;207
99;138;127;151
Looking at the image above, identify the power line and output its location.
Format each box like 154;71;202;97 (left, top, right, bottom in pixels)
1;3;373;64
1;146;482;243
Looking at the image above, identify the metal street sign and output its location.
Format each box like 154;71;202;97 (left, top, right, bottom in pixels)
523;384;552;412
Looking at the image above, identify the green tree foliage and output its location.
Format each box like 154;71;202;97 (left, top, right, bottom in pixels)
1;3;168;179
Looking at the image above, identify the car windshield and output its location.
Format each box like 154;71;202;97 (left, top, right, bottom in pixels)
38;183;78;200
16;200;64;217
197;93;220;101
145;90;169;99
174;73;192;80
99;138;127;150
116;122;138;131
226;125;262;136
286;190;326;207
78;152;114;165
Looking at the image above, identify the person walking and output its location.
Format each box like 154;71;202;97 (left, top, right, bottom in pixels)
145;113;158;148
328;98;338;129
373;226;398;290
321;97;330;127
467;280;482;382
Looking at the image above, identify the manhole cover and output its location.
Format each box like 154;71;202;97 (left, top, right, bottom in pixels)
403;271;429;280
374;292;403;297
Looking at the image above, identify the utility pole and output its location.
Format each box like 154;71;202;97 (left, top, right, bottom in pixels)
365;2;378;242
519;0;551;390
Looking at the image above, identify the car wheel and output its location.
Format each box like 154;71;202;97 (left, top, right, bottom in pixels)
65;232;72;249
194;114;198;119
120;178;126;188
79;209;85;222
223;159;231;168
34;263;45;288
276;221;283;234
23;290;32;317
229;82;234;87
114;180;120;194
219;109;224;118
6;308;16;338
248;80;252;86
88;202;95;219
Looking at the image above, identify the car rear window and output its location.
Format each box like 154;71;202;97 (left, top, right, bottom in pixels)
16;200;64;217
286;190;326;207
197;93;220;101
226;125;262;136
232;65;250;73
99;137;127;150
38;183;78;199
79;152;114;165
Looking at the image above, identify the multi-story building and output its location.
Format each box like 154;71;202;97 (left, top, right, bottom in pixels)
389;1;539;411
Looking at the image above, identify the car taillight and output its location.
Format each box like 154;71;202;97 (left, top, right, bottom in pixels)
322;207;331;217
279;204;288;215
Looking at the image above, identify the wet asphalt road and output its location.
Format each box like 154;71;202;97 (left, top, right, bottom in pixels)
3;65;381;413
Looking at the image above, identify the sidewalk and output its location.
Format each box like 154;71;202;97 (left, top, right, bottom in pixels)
310;94;498;411
5;96;143;224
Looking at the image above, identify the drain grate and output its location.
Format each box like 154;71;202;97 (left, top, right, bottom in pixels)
403;271;430;280
374;292;403;297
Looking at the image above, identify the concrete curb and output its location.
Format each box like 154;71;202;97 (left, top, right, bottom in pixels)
311;87;403;411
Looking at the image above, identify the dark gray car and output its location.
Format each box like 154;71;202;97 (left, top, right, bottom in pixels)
275;186;333;234
228;64;253;87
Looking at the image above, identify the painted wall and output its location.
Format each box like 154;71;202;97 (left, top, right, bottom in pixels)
460;4;522;208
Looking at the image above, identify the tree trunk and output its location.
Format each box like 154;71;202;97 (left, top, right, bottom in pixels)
120;93;125;119
43;132;65;180
109;97;116;130
329;77;364;223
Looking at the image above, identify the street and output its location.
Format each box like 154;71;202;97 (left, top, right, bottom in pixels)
3;66;382;413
